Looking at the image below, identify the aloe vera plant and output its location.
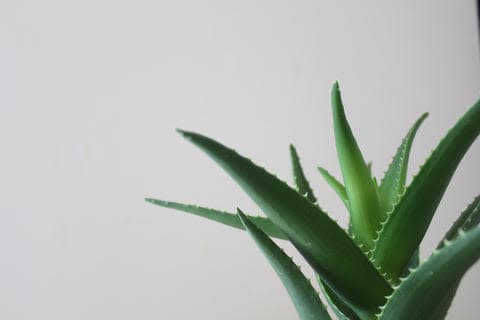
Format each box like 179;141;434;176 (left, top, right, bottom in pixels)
146;83;480;320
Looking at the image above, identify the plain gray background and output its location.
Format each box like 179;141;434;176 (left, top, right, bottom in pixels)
1;0;479;319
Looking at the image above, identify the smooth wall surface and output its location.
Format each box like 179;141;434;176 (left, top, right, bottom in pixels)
1;1;479;319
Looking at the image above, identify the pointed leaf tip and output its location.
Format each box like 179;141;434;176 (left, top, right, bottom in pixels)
176;128;192;138
379;112;429;214
289;144;317;203
237;208;332;320
374;98;480;280
333;81;339;91
147;198;287;239
330;82;384;249
317;166;349;209
237;208;247;223
179;129;391;315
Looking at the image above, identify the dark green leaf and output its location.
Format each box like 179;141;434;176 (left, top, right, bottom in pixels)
238;210;332;320
145;198;287;240
437;195;480;249
317;275;361;320
379;113;428;213
424;196;480;318
373;99;480;280
177;129;391;316
290;144;317;203
378;227;480;320
400;249;420;278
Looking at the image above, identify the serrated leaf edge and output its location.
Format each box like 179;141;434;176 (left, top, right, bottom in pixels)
375;227;477;319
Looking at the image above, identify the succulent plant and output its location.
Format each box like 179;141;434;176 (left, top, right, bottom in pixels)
146;83;480;320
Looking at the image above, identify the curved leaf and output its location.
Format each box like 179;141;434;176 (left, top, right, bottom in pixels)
177;129;391;316
238;210;332;320
317;166;349;209
373;98;480;280
423;196;480;318
145;198;287;240
378;227;480;320
437;195;480;249
379;113;428;213
332;82;384;249
290;144;317;203
317;275;361;320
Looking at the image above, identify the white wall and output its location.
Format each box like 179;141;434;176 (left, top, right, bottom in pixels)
1;1;479;319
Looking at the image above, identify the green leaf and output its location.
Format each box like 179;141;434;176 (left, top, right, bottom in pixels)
290;144;317;203
373;99;480;280
394;196;480;319
332;82;384;249
378;227;480;320
316;275;360;320
145;198;287;240
437;195;480;249
177;129;391;316
379;113;428;213
237;210;332;320
317;167;349;209
400;249;420;278
423;196;480;318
